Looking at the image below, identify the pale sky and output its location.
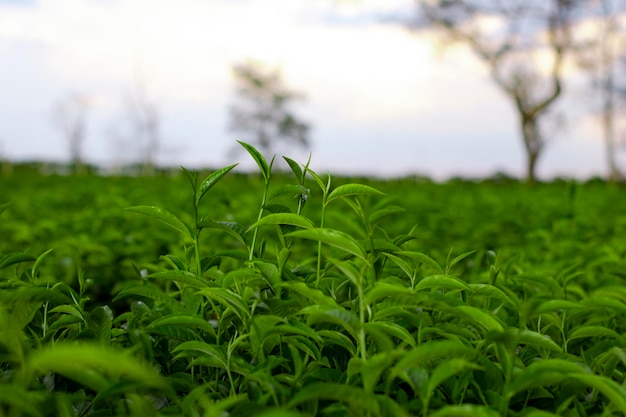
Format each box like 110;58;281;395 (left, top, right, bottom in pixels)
0;0;621;179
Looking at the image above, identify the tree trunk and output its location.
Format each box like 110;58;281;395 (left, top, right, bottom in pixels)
521;117;543;184
603;66;623;182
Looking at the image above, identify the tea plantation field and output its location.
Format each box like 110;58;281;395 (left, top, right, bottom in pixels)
2;152;626;416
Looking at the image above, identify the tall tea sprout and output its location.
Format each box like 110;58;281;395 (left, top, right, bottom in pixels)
238;141;275;261
124;164;237;276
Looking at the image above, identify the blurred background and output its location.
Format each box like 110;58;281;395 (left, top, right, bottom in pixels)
1;0;625;181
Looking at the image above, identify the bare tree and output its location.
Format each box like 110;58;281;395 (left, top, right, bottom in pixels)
109;78;162;175
51;94;89;175
229;60;310;156
576;0;626;181
417;0;587;182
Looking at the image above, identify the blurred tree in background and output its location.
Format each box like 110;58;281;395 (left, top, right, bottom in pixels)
575;0;626;181
108;77;163;176
51;94;90;175
417;0;589;183
229;60;310;156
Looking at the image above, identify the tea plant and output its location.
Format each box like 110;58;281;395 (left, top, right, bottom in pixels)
1;143;626;416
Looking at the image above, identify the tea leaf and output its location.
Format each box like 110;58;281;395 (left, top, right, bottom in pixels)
248;213;314;231
389;340;474;385
124;205;192;239
31;248;53;279
327;183;384;204
286;383;380;414
49;305;86;324
146;270;210;288
196;164;238;206
396;251;444;275
283;156;304;183
198;219;248;247
535;299;582;314
469;284;515;308
507;359;586;396
570;374;626;413
0;252;36;270
415;275;471;292
287;228;366;260
454;305;504;332
238;140;270;181
364;321;415;347
517;329;562;353
27;344;165;392
428;358;481;396
447;250;476;272
568;325;622;341
429;405;501;417
148;314;217;337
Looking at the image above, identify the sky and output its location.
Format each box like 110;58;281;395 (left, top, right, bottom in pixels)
0;0;622;179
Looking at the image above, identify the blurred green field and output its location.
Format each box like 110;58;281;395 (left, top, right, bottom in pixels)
2;169;626;416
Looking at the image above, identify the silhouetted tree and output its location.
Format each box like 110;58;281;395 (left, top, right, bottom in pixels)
417;0;587;183
229;60;310;155
51;94;89;175
576;0;626;181
109;78;162;175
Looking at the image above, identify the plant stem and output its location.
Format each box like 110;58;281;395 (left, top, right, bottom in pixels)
250;179;270;261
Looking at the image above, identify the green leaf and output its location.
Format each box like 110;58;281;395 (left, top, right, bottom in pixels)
114;285;188;313
269;184;308;203
283;156;304;183
365;282;414;305
238;140;270;181
306;167;330;194
396;251;444;275
27;344;165;392
281;281;338;307
517;329;562;353
368;205;405;224
454;305;504;332
389;340;474;385
415;275;471;292
197;219;248;247
196;164;238;206
89;305;113;345
181;166;198;191
147;314;216;337
318;330;357;357
49;305;86;324
0;252;36;270
196;287;251;322
286;383;380;414
31;248;54;279
507;359;586;397
469;284;515;308
286;228;366;260
535;299;582;314
447;250;476;272
248;213;314;231
429;405;501;417
327;183;384;205
570;373;626;413
348;351;402;394
299;305;361;338
428;358;481;397
364;321;415;347
146;270;210;288
568;325;622;342
123;206;192;239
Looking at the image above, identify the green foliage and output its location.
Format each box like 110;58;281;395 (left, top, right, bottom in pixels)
1;144;626;416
